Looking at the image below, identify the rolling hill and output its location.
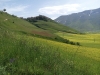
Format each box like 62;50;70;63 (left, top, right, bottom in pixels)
55;8;100;33
0;11;79;44
0;11;41;34
25;15;78;33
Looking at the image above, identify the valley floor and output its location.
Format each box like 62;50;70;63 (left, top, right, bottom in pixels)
56;32;100;49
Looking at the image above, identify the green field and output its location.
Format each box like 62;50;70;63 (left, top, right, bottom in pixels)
0;11;100;75
0;31;100;75
56;32;100;48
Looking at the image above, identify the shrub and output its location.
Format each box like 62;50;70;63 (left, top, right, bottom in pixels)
70;41;76;45
76;42;80;46
65;39;69;43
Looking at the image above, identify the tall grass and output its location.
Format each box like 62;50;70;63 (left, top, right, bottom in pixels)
0;31;75;75
0;31;100;75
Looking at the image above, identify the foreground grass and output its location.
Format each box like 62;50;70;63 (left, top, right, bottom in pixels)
0;31;74;75
0;31;100;75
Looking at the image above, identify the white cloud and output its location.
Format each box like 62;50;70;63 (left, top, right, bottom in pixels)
6;5;29;14
38;4;80;15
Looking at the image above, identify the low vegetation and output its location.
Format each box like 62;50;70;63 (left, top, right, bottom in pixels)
0;30;100;75
0;31;79;75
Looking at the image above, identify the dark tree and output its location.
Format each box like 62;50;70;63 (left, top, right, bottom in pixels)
26;15;52;22
3;9;6;12
76;42;80;46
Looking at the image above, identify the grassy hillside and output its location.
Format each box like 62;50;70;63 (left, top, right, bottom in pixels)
0;11;43;33
0;11;80;45
0;30;100;75
26;15;79;33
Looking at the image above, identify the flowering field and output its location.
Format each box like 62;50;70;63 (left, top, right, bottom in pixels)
56;32;100;48
0;31;100;75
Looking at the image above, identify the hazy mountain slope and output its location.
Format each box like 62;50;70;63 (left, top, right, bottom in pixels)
55;8;100;33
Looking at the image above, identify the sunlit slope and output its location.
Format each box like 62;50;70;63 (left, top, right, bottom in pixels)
29;35;100;60
33;20;78;33
1;31;100;74
56;32;100;48
30;34;100;74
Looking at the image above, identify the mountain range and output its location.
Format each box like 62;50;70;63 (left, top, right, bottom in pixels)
55;8;100;33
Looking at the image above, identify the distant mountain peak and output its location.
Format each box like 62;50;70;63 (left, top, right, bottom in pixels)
55;8;100;33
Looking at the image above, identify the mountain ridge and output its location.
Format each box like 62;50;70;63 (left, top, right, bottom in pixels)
55;8;100;33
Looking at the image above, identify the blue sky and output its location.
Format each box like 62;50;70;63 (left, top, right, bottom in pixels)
0;0;100;19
